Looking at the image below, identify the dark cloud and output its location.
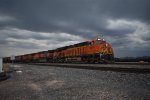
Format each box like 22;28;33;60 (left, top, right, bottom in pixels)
0;0;149;34
0;0;150;57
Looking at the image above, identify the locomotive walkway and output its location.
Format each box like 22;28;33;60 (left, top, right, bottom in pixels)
30;63;150;73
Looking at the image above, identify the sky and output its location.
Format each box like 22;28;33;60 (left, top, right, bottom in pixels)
0;0;150;57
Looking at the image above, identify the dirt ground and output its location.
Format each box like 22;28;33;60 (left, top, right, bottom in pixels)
0;64;150;100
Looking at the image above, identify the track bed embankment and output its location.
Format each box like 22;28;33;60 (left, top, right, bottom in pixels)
29;63;150;73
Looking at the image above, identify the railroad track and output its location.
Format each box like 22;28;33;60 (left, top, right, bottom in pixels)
25;62;150;73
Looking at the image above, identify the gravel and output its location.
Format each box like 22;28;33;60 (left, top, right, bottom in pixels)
0;64;150;100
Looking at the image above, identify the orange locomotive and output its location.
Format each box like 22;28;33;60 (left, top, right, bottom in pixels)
3;39;114;63
50;38;114;63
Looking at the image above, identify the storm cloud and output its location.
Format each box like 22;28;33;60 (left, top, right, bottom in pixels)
0;0;150;57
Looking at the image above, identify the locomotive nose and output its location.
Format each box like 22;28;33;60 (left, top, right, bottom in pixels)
104;43;113;54
99;43;114;63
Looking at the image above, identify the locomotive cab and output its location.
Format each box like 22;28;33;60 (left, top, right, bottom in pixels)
91;39;114;63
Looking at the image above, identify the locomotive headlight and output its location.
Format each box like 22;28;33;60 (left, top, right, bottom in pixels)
106;44;108;47
98;38;101;40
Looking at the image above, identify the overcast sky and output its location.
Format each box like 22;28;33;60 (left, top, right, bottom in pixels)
0;0;150;57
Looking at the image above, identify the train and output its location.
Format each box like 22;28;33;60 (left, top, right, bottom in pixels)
3;39;114;63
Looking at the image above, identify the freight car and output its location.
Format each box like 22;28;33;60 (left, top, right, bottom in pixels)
3;39;114;63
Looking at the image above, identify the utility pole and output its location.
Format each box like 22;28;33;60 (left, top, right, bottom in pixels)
11;55;15;67
0;57;2;73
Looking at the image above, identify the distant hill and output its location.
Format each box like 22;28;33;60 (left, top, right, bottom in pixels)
115;56;150;62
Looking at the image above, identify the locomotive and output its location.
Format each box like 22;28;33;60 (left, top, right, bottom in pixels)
3;39;114;63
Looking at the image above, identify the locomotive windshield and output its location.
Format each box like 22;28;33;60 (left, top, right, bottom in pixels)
96;40;106;44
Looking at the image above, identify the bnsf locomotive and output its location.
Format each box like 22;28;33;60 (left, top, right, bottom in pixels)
3;39;114;63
